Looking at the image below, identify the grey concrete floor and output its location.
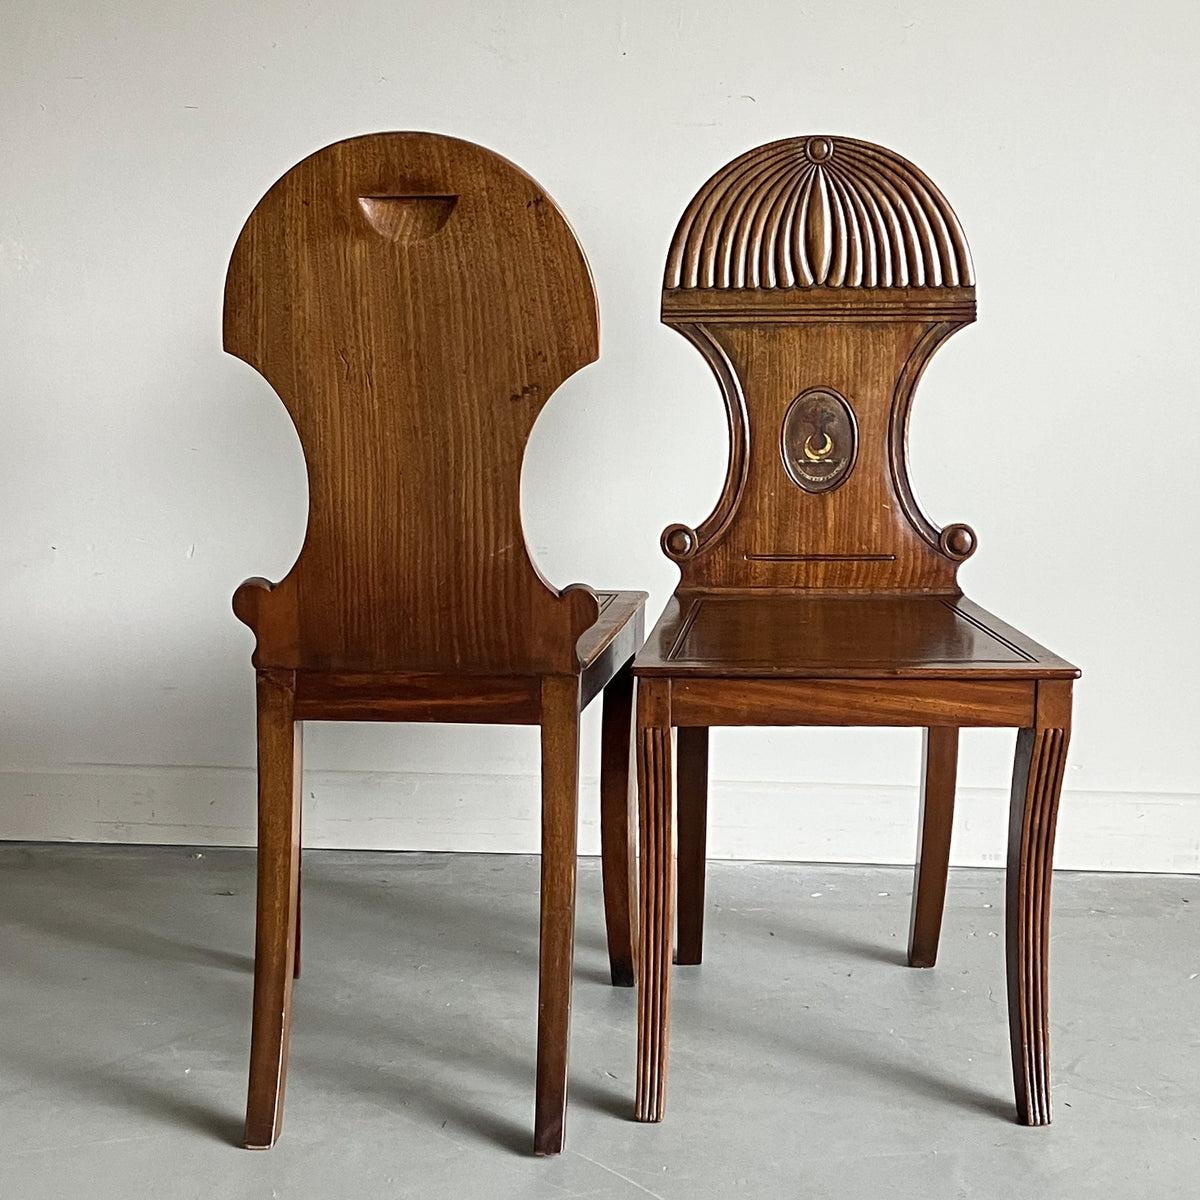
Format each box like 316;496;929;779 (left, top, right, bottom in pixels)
0;845;1197;1199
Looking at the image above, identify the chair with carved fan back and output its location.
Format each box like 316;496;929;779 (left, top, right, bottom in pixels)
224;132;646;1155
633;135;1079;1127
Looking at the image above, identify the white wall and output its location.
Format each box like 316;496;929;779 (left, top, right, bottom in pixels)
1;0;1197;870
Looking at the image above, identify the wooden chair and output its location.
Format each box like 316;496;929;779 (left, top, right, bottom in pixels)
224;132;645;1155
633;136;1079;1127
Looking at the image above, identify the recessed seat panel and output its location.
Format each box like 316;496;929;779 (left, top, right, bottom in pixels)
637;594;1077;678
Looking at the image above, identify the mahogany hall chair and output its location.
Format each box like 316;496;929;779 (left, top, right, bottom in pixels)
633;136;1079;1127
224;132;645;1155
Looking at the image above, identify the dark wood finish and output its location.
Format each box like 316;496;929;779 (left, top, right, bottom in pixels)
580;593;646;709
1007;679;1072;1125
634;136;1078;1127
293;807;302;980
599;658;638;987
226;132;646;1154
671;677;1036;728
675;727;709;965
638;595;1077;679
226;134;603;677
908;727;959;968
635;679;674;1123
244;669;302;1149
293;672;543;724
535;675;581;1155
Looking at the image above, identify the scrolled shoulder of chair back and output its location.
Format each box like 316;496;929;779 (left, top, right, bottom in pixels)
225;132;600;674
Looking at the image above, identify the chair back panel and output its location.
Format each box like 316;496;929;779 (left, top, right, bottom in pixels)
226;133;600;673
660;137;978;595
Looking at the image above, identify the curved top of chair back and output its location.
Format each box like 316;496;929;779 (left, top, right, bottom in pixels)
226;133;600;674
659;135;979;595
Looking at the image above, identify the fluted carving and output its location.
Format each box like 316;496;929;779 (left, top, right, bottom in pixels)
665;136;974;291
636;722;674;1123
1007;720;1070;1125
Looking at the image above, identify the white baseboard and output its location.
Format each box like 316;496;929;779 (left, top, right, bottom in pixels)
0;766;1196;873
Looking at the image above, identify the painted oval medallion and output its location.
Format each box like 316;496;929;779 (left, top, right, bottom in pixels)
780;387;858;494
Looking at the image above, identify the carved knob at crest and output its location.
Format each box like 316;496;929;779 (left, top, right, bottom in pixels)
940;524;976;561
805;136;833;162
662;524;699;561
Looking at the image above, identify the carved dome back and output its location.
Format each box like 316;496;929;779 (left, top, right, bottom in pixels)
665;136;974;291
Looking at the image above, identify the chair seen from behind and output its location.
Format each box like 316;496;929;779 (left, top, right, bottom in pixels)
225;132;646;1155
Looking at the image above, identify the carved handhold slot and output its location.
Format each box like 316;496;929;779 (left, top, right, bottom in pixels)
357;195;458;242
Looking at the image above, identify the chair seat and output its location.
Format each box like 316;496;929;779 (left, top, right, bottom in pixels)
580;590;648;667
635;593;1077;679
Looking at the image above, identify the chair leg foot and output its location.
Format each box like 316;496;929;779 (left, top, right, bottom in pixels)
244;670;302;1150
534;677;581;1156
675;727;708;967
1006;683;1071;1127
599;659;637;988
635;685;674;1123
908;727;958;968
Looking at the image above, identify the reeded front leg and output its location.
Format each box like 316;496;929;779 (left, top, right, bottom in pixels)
599;658;637;987
534;676;582;1156
635;679;674;1123
1006;681;1072;1126
245;669;303;1149
908;727;959;968
675;726;709;966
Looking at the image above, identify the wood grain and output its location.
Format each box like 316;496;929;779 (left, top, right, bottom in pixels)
638;595;1076;679
227;133;647;1155
226;132;602;675
657;136;978;593
244;670;302;1149
633;135;1079;1131
635;680;673;1123
665;137;973;291
293;671;543;723
1007;680;1072;1125
908;727;959;968
671;678;1035;728
534;676;581;1155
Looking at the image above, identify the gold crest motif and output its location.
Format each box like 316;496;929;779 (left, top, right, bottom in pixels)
781;388;857;493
